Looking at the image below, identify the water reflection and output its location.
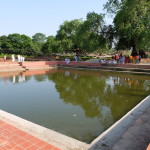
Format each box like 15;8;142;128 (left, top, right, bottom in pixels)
49;69;149;121
1;74;26;84
0;68;149;143
0;69;53;84
1;69;150;120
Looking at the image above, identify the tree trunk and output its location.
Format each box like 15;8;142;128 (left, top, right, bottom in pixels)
131;38;138;56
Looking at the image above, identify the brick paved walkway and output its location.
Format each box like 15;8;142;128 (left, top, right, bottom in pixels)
0;120;60;150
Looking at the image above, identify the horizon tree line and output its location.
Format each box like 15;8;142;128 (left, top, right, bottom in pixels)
0;0;149;56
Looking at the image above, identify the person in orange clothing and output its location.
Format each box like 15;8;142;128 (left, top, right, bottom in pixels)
129;55;133;63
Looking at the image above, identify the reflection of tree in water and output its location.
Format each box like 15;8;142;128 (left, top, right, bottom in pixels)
49;71;107;118
34;74;47;82
104;76;150;121
48;70;115;135
48;69;150;124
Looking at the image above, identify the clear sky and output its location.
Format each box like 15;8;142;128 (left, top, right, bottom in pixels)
0;0;113;37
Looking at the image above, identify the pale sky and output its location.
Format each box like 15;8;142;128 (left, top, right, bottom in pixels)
0;0;113;37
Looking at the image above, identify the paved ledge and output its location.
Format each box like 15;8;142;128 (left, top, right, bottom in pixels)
59;66;150;76
112;106;150;150
1;96;150;150
0;61;150;74
0;120;60;150
0;110;88;150
88;95;150;150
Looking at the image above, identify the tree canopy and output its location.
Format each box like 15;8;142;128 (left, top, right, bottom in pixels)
76;12;115;54
105;0;150;51
0;34;36;55
0;0;149;56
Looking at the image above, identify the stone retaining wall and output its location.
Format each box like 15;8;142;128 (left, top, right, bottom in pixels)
21;61;150;69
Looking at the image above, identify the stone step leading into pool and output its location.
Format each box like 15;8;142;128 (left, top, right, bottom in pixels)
0;62;25;72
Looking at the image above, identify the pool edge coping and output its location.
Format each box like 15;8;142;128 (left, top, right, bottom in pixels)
1;95;150;150
88;95;150;149
0;110;88;150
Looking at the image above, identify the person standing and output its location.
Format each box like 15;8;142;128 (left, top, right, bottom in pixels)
129;55;133;63
116;54;119;63
65;58;70;64
12;54;15;63
74;55;77;62
22;56;25;62
135;55;139;64
20;55;22;62
4;55;6;62
18;55;20;62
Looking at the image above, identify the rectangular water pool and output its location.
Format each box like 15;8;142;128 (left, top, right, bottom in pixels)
0;68;150;143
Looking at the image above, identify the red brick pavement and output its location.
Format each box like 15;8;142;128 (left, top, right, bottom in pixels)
0;120;60;150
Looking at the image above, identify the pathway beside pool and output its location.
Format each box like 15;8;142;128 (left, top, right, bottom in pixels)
0;120;60;150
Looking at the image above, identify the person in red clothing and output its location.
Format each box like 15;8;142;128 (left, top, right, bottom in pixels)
116;54;119;63
114;55;117;61
125;55;130;63
135;55;139;64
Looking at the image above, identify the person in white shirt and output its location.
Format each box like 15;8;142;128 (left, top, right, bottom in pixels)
18;55;20;62
22;57;25;62
12;55;15;62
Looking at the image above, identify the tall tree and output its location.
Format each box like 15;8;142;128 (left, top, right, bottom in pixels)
104;0;124;14
0;34;36;55
104;0;150;52
42;36;58;55
115;0;150;51
56;19;83;53
32;33;47;43
76;12;111;55
32;33;47;55
20;34;36;55
0;35;8;53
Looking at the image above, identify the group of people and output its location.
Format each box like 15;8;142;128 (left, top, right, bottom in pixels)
15;55;25;62
65;55;81;64
3;55;25;63
74;55;81;62
99;53;141;64
112;54;141;64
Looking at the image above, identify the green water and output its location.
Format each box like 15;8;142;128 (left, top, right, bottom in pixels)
0;68;149;143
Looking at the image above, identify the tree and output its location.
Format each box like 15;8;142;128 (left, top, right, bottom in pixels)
0;35;8;53
32;33;47;43
42;36;57;55
0;34;36;55
104;0;150;52
32;33;47;55
104;0;124;14
76;12;111;55
55;19;83;53
20;34;36;55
